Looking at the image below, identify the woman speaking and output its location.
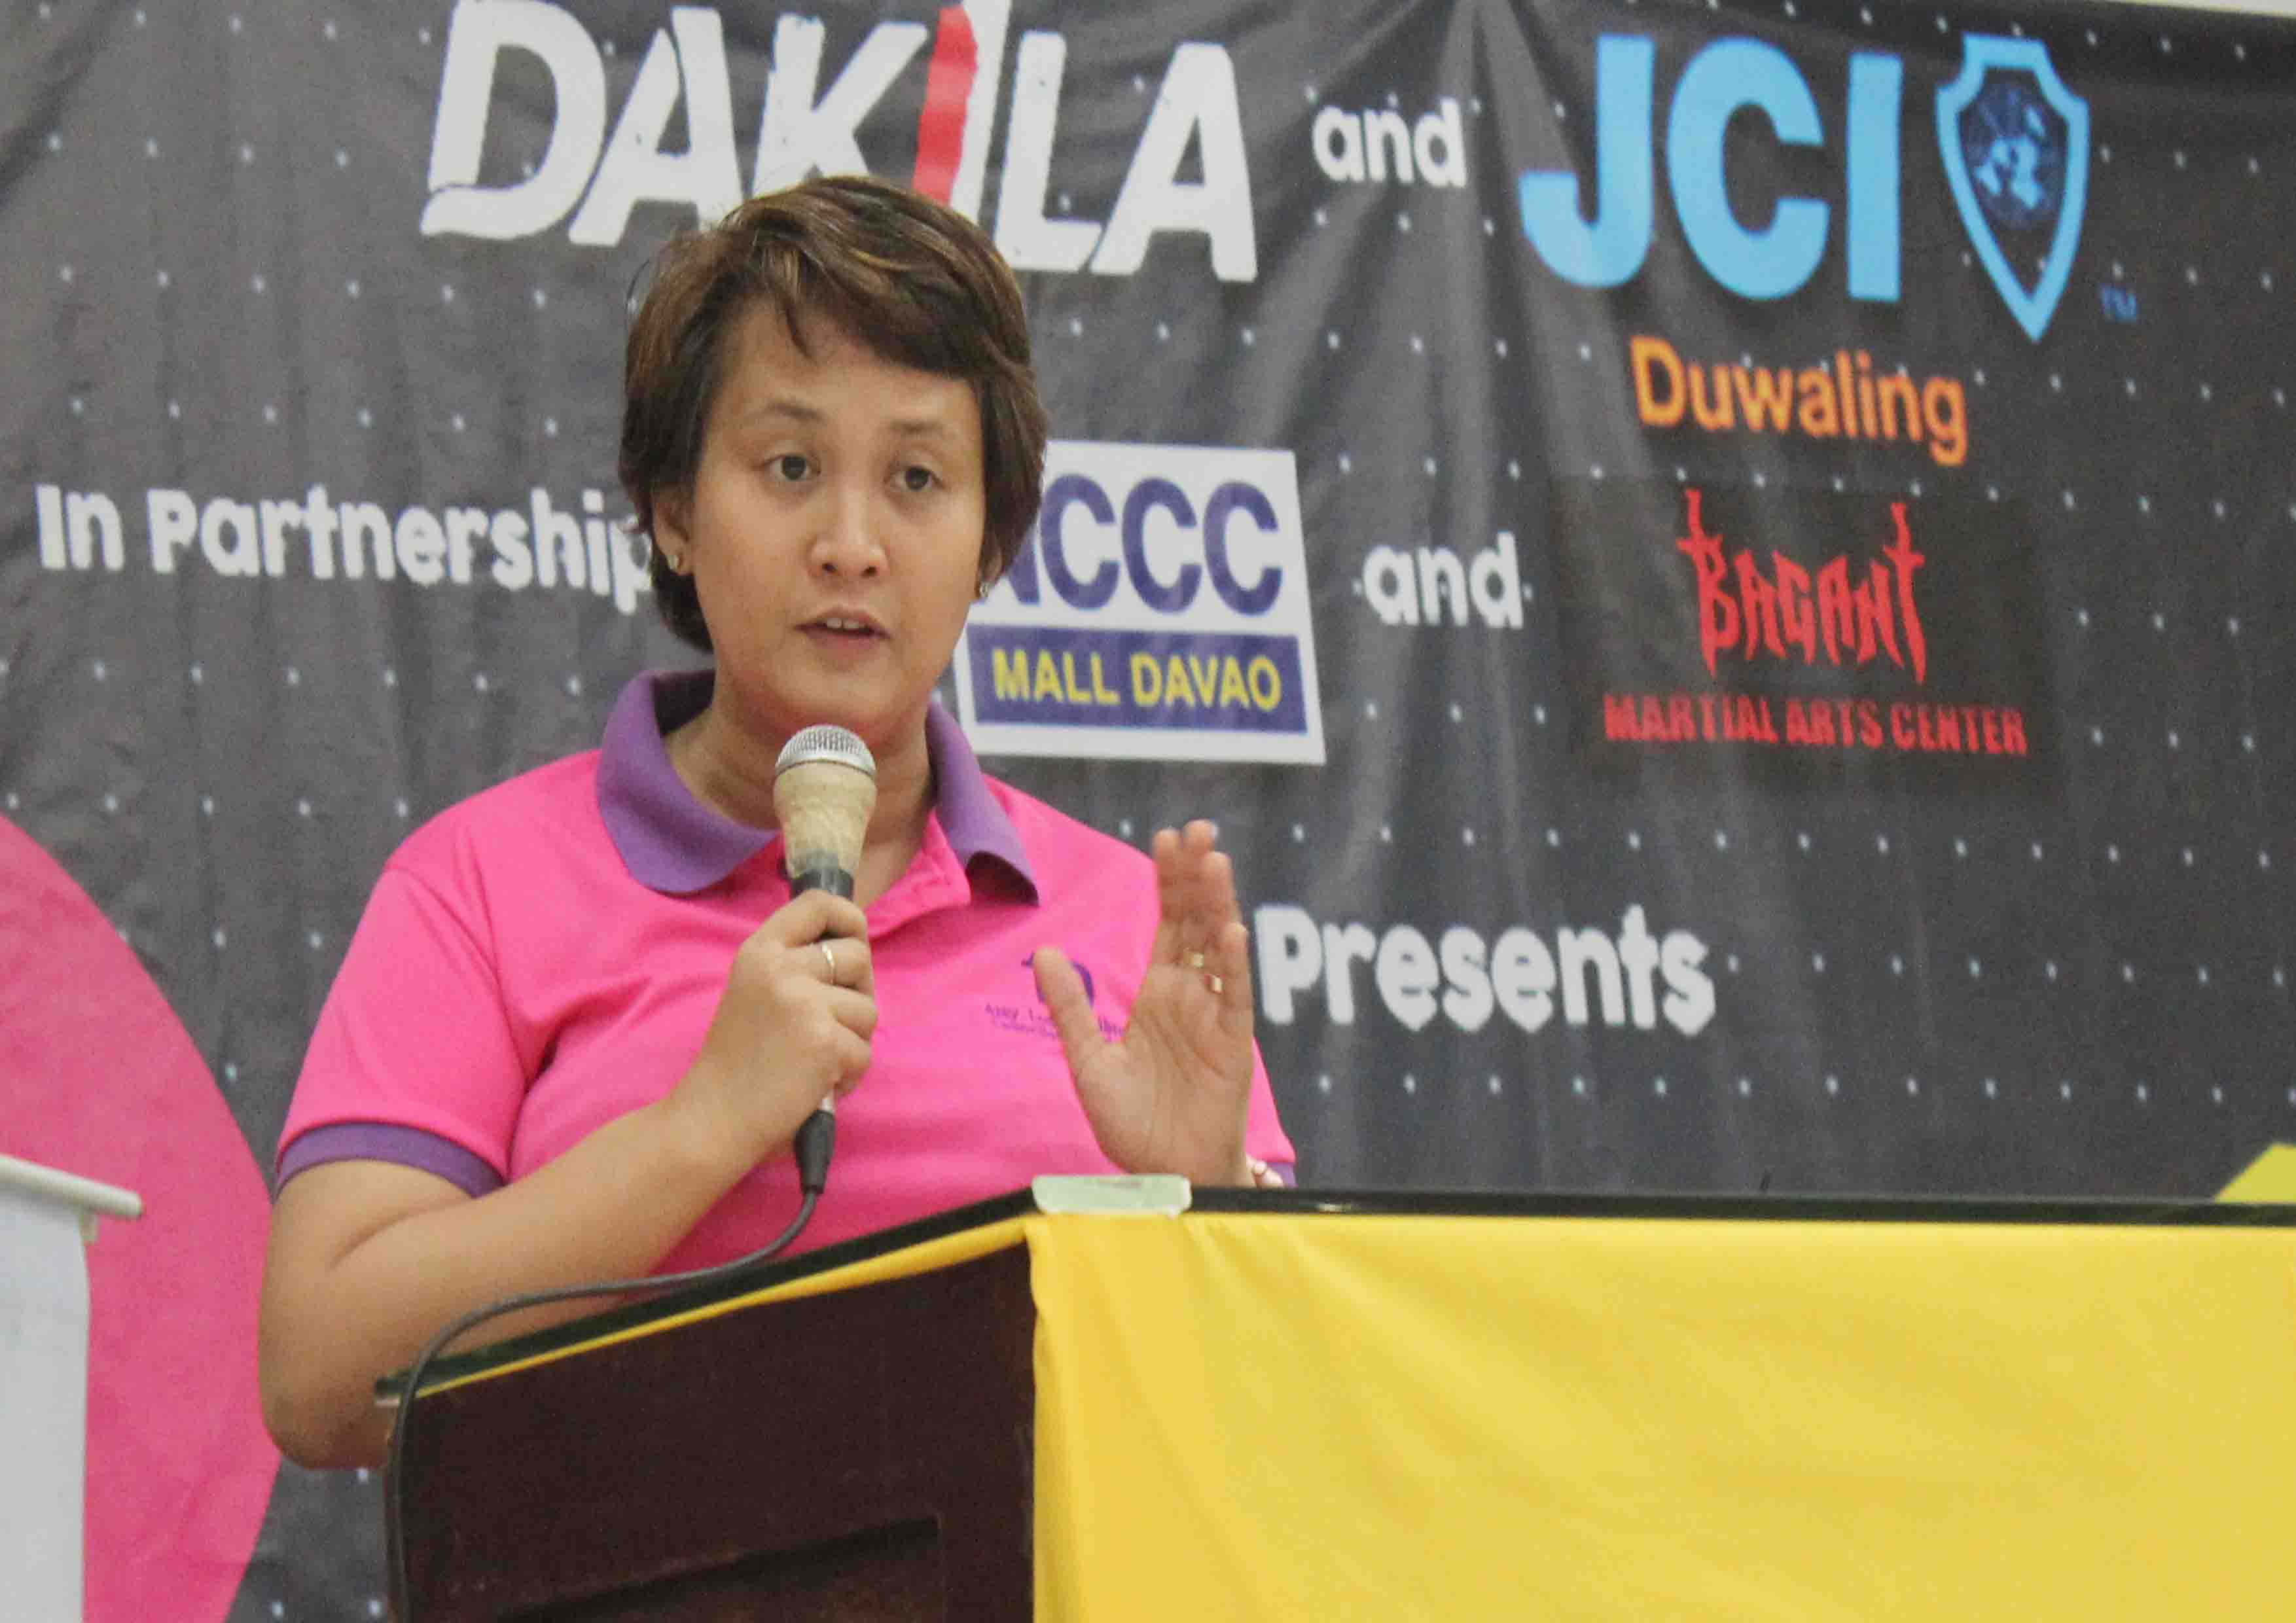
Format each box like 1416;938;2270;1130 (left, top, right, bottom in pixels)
258;176;1294;1469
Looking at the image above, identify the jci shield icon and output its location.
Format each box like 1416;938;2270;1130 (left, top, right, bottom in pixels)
1936;37;2089;341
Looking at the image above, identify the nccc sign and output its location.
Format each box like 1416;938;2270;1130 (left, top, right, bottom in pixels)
956;442;1324;764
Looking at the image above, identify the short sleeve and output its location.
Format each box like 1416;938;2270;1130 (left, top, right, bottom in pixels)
1242;1041;1295;1177
275;863;531;1191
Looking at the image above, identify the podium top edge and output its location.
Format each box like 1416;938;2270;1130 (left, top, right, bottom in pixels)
0;1154;143;1219
389;1183;2296;1400
1189;1186;2296;1228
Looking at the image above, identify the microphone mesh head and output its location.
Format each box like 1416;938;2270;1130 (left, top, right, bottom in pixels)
773;725;878;897
775;725;876;781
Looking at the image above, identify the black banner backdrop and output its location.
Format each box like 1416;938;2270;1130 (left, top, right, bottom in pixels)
5;1;2293;1616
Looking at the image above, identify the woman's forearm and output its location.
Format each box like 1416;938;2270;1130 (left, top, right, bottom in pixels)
258;1090;757;1468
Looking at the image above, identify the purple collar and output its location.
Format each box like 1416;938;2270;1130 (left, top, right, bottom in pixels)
595;669;1037;900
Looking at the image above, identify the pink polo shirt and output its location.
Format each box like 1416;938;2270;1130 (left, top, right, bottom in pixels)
277;670;1293;1270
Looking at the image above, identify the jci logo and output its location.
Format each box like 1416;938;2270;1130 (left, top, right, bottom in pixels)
1517;31;2090;339
1937;37;2089;342
955;442;1323;764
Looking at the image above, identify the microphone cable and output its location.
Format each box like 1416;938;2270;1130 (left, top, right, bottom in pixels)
384;1120;836;1623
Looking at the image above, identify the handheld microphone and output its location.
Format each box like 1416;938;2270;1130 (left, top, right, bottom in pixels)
772;724;878;897
772;726;876;1194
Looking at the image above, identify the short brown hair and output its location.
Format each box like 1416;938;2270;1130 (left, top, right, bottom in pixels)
620;175;1049;652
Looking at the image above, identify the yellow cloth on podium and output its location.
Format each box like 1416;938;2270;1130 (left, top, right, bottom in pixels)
1026;1211;2296;1620
2220;1143;2296;1202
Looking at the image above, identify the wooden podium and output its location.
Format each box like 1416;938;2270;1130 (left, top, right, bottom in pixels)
395;1212;1038;1619
391;1186;2296;1620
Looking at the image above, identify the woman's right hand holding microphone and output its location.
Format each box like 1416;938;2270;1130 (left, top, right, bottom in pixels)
671;889;876;1175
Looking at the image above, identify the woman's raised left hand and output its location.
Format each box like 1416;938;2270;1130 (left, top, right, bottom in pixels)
1033;820;1255;1186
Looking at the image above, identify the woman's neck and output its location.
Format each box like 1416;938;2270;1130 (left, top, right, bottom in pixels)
666;698;935;908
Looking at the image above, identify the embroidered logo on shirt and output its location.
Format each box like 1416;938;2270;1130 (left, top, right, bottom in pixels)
987;954;1121;1042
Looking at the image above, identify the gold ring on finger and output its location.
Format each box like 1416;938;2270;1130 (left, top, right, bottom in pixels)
820;940;838;982
1184;950;1206;971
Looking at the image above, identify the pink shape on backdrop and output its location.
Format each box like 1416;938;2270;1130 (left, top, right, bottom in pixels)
0;816;277;1622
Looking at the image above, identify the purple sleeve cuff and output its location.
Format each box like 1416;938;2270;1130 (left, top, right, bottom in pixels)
274;1122;505;1198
